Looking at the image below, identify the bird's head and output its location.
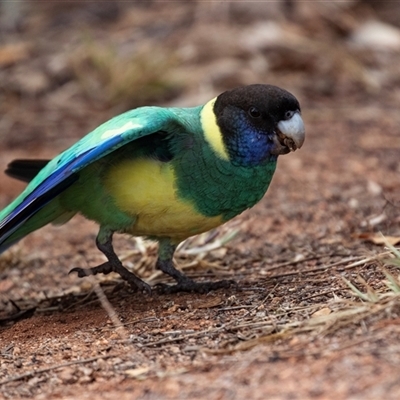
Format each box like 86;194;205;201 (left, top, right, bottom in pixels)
201;84;305;167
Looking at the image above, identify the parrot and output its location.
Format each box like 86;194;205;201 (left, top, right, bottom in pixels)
0;84;305;294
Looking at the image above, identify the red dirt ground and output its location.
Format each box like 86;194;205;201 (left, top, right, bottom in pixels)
1;2;400;399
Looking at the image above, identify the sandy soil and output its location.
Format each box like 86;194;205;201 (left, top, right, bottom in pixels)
1;2;400;399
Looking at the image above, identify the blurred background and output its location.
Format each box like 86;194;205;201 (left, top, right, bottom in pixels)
0;0;399;230
1;1;399;142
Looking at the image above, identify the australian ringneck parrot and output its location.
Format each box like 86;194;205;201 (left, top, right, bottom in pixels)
0;84;305;294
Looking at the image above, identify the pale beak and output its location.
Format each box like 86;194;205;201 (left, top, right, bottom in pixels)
276;112;305;153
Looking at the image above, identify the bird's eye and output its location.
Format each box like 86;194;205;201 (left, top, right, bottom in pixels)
248;107;261;119
285;110;295;120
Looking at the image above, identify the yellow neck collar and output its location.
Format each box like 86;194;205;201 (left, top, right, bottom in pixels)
200;98;229;161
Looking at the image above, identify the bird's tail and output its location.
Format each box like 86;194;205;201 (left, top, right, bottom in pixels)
0;198;75;253
0;158;75;253
5;159;49;183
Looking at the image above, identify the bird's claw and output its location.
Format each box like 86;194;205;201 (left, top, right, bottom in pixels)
69;265;152;295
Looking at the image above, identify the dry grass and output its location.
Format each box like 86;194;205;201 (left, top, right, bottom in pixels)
70;37;180;109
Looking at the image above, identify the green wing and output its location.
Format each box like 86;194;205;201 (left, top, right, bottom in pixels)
0;106;180;251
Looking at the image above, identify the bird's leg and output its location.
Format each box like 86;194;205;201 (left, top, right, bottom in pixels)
69;228;151;294
155;239;233;294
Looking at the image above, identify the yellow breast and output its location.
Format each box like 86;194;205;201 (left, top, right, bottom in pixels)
104;158;223;240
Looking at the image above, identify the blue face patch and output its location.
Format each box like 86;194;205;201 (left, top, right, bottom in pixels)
224;110;277;167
